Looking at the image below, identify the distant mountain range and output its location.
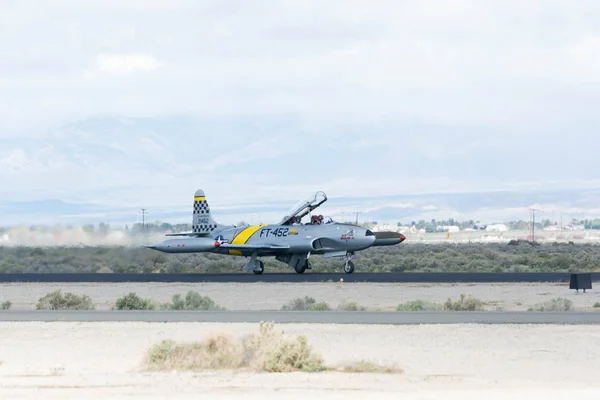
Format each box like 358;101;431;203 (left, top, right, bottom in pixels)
2;115;600;227
2;187;600;228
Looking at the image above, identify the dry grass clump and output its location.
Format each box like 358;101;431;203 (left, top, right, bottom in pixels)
113;291;225;310
308;302;332;311
396;300;443;311
114;293;156;310
444;294;484;311
147;334;246;371
281;296;331;311
528;297;573;312
36;290;94;310
145;322;402;374
243;322;325;372
336;300;367;311
398;295;485;312
281;297;368;311
145;322;325;373
341;361;403;374
162;291;226;310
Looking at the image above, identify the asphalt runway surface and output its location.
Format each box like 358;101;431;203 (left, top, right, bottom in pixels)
1;272;598;283
2;310;600;324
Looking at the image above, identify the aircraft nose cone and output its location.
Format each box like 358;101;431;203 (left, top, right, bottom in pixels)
400;234;406;242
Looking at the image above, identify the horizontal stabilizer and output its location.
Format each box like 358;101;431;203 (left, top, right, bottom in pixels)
165;224;232;237
165;232;208;237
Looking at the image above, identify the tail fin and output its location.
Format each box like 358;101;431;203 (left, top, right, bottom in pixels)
192;189;219;235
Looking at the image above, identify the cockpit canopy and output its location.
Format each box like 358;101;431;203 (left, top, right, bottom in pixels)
280;191;328;225
287;214;335;225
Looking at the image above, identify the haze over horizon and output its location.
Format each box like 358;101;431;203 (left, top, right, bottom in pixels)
1;1;600;226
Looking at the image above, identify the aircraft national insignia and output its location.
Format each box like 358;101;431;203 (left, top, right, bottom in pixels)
341;228;355;241
215;235;228;244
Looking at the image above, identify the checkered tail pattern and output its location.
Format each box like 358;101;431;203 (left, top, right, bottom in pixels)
192;198;218;234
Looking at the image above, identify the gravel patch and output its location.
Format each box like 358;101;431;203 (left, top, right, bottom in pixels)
1;282;599;311
1;322;599;399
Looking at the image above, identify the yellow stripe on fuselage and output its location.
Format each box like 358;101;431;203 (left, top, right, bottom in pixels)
228;224;267;256
194;196;206;201
231;224;266;244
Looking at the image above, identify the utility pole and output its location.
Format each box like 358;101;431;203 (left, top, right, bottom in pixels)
140;208;146;229
532;209;535;242
560;212;563;237
530;208;539;242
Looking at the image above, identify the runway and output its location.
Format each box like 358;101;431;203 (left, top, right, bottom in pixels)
2;310;600;324
1;271;598;283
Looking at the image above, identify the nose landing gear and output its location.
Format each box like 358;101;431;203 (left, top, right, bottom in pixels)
343;260;354;274
343;252;355;274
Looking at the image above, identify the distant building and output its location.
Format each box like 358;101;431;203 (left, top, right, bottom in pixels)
544;225;561;231
486;224;508;232
440;225;460;233
371;223;400;232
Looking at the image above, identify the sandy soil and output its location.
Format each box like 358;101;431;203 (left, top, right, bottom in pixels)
1;282;599;311
1;322;600;399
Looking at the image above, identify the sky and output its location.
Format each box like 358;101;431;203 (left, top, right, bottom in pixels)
1;0;600;226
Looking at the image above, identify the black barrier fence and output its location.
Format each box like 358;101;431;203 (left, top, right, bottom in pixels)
570;273;593;292
1;272;600;283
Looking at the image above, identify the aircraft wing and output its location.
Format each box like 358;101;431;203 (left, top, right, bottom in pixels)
216;243;290;252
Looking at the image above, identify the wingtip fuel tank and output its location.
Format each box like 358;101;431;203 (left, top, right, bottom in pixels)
372;231;407;246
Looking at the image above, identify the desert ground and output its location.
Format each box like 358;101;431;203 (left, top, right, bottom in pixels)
1;281;599;311
1;322;600;399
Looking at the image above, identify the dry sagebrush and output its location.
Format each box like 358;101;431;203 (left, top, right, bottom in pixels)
144;322;401;374
145;322;325;373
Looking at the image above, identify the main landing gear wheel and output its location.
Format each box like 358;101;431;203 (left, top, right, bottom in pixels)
294;260;309;274
344;260;355;274
253;261;264;275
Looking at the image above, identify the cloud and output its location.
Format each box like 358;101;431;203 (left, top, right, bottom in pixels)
86;53;162;77
1;0;600;134
1;1;600;224
0;148;30;171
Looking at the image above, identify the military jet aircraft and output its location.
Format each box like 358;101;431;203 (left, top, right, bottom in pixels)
146;189;406;274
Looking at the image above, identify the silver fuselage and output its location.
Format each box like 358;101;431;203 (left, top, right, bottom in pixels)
151;222;378;256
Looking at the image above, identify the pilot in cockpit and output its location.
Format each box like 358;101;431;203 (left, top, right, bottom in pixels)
310;215;324;225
